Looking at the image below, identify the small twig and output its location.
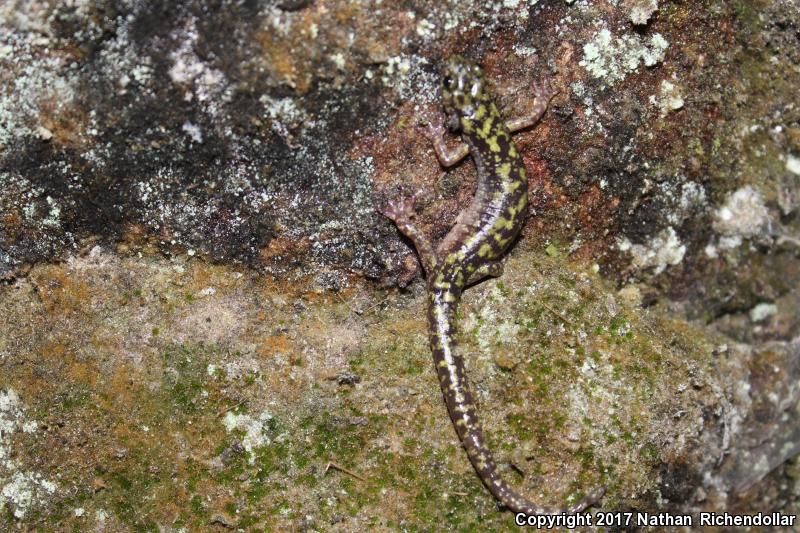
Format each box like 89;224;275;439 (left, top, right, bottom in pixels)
542;302;572;325
508;462;526;478
333;291;361;320
360;296;389;315
325;462;367;482
217;399;246;418
333;291;350;308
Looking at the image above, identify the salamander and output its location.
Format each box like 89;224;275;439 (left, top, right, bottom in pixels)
381;55;604;515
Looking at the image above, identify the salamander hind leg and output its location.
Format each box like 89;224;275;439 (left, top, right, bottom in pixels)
465;260;504;285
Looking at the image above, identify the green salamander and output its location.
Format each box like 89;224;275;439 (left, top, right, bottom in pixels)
382;56;604;515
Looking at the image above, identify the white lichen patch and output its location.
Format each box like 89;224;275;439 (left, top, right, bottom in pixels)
650;79;685;116
463;307;496;352
167;17;227;112
380;54;436;103
495;319;522;345
718;235;743;250
626;0;659;26
749;302;777;322
712;186;770;240
42;196;62;227
462;283;526;353
0;34;78;146
1;389;57;519
656;178;706;225
222;411;273;464
513;44;538;57
786;154;800;176
95;509;108;524
415;18;436;39
181;121;203;143
94;12;156;97
329;52;346;70
580;28;669;86
259;94;309;140
617;226;686;275
676;181;706;215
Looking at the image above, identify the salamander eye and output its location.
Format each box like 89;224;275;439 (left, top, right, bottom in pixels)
443;75;454;89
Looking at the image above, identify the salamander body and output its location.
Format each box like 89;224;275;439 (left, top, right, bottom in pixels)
382;56;603;515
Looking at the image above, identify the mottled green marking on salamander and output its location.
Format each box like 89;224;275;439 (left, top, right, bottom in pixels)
381;56;604;515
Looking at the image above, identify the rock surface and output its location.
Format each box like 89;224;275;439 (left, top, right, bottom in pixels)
1;0;798;530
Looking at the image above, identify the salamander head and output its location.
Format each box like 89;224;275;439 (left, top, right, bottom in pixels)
441;55;488;131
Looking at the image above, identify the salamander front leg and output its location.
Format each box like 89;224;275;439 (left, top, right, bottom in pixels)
421;114;470;167
380;194;438;275
506;79;559;133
